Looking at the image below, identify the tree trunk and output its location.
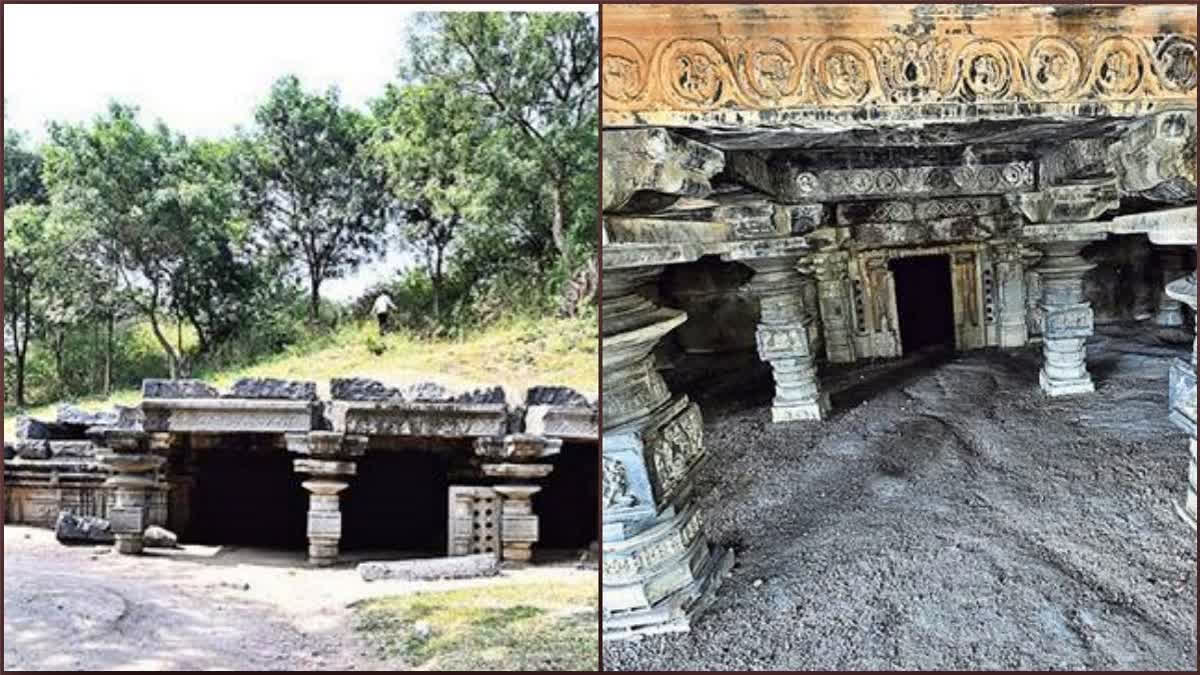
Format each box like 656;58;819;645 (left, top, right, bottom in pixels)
147;308;180;379
17;283;32;407
433;246;444;321
309;273;322;323
53;330;66;388
550;179;568;264
104;311;113;396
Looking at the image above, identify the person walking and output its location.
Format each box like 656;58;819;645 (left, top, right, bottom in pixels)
372;292;396;334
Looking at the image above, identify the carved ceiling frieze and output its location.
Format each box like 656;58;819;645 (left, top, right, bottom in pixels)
602;5;1197;128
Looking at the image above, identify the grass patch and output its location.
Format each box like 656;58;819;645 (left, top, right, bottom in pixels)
351;580;598;671
3;314;596;441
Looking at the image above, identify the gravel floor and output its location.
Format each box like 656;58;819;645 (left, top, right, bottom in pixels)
604;325;1197;670
3;527;595;671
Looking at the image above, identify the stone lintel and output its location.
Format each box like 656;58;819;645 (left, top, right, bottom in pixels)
285;431;369;458
294;459;356;477
523;405;598;441
1020;222;1110;243
141;398;317;434
482;463;553;479
474;434;564;460
602;242;707;270
1111;207;1198;246
326;401;508;438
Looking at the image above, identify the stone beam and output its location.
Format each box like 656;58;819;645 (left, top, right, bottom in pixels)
325;401;508;438
141;398;317;434
602;4;1197;128
603;128;724;213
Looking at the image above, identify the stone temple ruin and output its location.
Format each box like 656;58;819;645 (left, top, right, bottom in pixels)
5;377;598;565
600;4;1197;639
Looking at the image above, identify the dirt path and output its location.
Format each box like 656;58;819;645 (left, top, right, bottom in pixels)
606;327;1197;670
3;527;594;671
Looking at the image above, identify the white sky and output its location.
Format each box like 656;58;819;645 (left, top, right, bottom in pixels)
3;3;594;302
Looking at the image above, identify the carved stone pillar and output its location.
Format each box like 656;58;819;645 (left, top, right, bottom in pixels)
287;431;365;566
1155;246;1189;327
475;434;560;561
992;242;1029;348
97;430;166;554
1166;273;1197;529
742;255;829;421
1034;240;1097;397
806;251;856;363
602;262;732;640
493;486;541;562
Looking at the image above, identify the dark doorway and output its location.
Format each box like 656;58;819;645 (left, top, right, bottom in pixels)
890;254;955;354
187;443;308;548
536;442;600;550
339;451;449;554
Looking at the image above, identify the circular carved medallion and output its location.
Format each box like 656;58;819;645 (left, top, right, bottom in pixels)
1155;36;1198;92
1092;37;1145;97
659;39;731;106
1028;37;1082;97
602;38;647;103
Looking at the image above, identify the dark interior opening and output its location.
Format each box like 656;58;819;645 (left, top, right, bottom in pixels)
339;450;449;554
890;254;956;354
186;443;308;547
535;442;600;550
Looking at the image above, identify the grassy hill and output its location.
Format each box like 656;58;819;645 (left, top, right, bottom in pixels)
3;314;597;441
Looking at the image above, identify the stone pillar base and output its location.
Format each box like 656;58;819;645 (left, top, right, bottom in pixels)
773;393;831;422
604;544;733;641
1038;369;1095;397
114;535;143;555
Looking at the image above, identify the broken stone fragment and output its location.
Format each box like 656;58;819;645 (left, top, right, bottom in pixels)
330;377;506;404
357;553;500;582
143;525;178;548
142;379;220;399
226;377;318;401
524;386;593;408
48;441;96;458
13;440;50;459
603;128;725;212
55;511;115;544
16;416;78;440
55;405;120;428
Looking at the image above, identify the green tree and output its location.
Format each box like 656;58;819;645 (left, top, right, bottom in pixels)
43;103;243;378
3;205;54;406
4;129;48;207
237;75;395;322
371;82;493;320
406;12;598;267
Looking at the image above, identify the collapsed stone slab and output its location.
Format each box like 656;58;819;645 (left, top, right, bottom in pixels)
226;378;318;401
357;553;501;582
55;511;115;544
141;398;318;433
16;416;78;440
12;439;96;460
142;379;220;398
524;386;592;408
329;377;506;404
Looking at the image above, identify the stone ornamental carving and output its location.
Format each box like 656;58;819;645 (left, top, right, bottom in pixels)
602;5;1197;126
602;455;637;510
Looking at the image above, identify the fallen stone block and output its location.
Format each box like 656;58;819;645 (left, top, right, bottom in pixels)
142;379;220;399
14;440;50;459
143;525;178;548
55;512;115;544
330;377;506;404
357;553;501;582
56;404;119;428
48;441;96;458
525;386;592;408
16;416;79;440
226;377;318;401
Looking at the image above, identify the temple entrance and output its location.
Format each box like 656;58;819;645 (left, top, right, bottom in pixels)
890;254;955;354
187;444;308;548
339;451;449;554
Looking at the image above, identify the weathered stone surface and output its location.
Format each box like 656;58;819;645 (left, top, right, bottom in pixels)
327;401;508;438
524;386;592;408
141;398;316;433
55;405;118;428
226;378;318;401
48;441;96;458
603;128;725;213
55;512;115;544
14;440;50;459
481;463;554;479
329;377;506;404
358;554;501;582
142;379;219;399
524;405;598;440
143;525;178;548
474;434;563;460
16;416;77;440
